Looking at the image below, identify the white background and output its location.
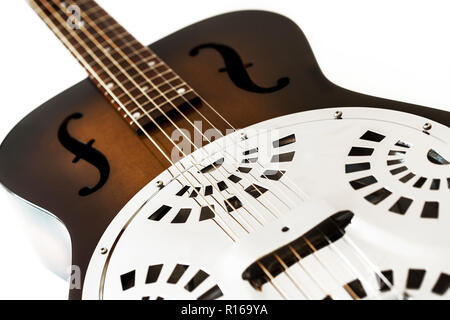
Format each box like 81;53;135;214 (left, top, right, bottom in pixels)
0;0;449;299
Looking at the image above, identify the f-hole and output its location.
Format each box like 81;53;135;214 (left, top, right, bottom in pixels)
58;113;110;196
190;43;289;93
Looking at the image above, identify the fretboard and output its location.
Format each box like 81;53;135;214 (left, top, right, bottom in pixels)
28;0;199;131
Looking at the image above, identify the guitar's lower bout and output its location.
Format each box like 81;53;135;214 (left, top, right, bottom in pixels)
0;10;448;299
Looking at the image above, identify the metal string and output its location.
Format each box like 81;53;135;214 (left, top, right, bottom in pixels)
34;0;392;299
72;0;291;223
67;1;348;297
59;0;339;296
51;0;271;234
30;0;242;241
326;222;401;299
74;0;299;216
55;0;275;232
64;0;302;230
38;0;366;298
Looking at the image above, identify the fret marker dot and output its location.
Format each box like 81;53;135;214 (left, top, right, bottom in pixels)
106;82;114;89
148;61;155;67
132;112;141;119
177;88;186;94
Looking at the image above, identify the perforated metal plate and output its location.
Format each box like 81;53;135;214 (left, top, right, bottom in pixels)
83;107;450;300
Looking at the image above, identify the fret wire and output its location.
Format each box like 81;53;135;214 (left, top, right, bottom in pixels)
107;69;174;91
125;89;194;120
81;6;110;23
109;73;179;98
39;0;241;237
73;2;232;138
122;80;185;109
91;10;235;132
126;77;183;104
124;91;185;116
89;11;110;24
44;0;189;157
101;47;155;68
45;0;187;126
105;61;165;78
84;54;160;81
71;2;222;149
76;1;295;227
75;0;94;9
83;6;100;16
105;57;161;74
129;86;189;111
75;0;179;86
30;0;240;241
122;81;184;108
33;2;141;114
96;21;124;34
79;2;130;38
79;45;150;64
102;30;135;43
103;58;164;80
133;90;194;121
68;0;193;120
78;0;235;129
33;1;153;124
81;3;99;15
60;3;172;92
72;30;135;50
72;5;191;119
102;30;235;148
99;31;137;47
77;42;140;60
81;5;280;226
67;0;258;226
27;0;173;159
40;0;189;128
134;78;182;100
116;78;183;101
106;67;173;88
80;0;255;235
56;1;286;241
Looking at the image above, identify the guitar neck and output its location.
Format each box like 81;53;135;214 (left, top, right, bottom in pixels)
28;0;198;130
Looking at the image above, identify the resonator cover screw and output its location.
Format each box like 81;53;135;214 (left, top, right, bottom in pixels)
423;123;432;132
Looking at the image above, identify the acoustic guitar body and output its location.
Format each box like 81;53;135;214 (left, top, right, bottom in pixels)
0;11;448;299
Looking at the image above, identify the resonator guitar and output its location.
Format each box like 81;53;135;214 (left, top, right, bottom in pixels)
0;0;448;300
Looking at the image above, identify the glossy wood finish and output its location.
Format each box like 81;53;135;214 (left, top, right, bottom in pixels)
32;0;203;131
0;11;448;299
